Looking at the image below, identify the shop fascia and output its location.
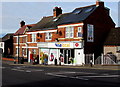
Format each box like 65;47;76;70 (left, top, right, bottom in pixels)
37;42;83;48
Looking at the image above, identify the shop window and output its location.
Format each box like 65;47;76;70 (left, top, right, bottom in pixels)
65;26;74;38
117;46;120;52
77;27;82;37
32;49;36;54
45;32;52;40
32;33;36;42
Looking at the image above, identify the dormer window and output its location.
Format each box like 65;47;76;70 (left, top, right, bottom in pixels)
72;9;82;14
85;7;93;13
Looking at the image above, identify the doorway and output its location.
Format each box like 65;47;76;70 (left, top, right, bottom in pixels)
60;49;74;64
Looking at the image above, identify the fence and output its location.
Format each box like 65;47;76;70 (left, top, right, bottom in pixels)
95;54;117;65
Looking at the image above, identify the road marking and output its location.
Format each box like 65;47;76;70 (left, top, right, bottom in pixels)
26;70;31;73
69;77;89;80
33;70;43;72
46;72;89;80
81;75;120;78
51;71;97;75
46;71;119;81
11;69;25;72
11;69;18;71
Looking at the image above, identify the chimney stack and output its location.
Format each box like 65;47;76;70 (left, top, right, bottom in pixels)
53;7;62;18
96;0;104;7
20;21;25;27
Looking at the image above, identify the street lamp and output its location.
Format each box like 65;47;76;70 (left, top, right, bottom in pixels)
18;34;20;64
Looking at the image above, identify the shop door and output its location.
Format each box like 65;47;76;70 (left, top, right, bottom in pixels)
64;49;70;64
60;49;74;64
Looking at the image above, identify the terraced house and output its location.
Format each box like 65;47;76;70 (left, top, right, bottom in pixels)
13;1;115;65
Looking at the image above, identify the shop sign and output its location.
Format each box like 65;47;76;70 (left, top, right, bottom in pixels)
55;43;70;47
48;43;73;48
37;43;48;47
74;43;82;48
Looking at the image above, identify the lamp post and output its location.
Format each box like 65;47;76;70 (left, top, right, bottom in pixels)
18;34;20;64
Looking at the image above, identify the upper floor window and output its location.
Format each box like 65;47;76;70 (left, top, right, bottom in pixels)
45;32;52;40
32;34;36;42
65;26;74;38
77;27;82;37
22;37;26;43
87;24;94;42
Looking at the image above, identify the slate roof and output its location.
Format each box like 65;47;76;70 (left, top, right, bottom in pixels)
29;5;97;31
14;24;36;35
104;27;120;46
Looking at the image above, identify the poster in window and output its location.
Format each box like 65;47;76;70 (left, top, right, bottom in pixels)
40;49;49;64
49;49;58;61
87;24;94;42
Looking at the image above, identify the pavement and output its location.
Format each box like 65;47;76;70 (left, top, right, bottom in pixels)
1;57;120;70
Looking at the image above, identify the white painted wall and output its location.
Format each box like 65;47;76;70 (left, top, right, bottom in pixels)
75;49;84;65
0;42;4;53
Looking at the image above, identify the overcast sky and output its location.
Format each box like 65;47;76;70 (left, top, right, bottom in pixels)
0;0;119;37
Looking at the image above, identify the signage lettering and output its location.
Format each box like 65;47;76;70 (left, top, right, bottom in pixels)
55;43;70;47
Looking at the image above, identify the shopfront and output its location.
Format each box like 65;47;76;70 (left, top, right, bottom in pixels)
37;42;85;65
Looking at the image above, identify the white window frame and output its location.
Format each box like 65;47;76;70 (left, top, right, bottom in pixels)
77;27;82;37
65;26;74;38
16;37;18;43
45;32;52;40
32;33;36;42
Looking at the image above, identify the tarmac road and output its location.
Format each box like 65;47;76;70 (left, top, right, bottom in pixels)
2;61;120;87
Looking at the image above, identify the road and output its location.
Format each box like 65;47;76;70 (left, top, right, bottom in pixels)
2;61;120;87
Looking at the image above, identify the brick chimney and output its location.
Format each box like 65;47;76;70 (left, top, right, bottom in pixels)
96;0;104;7
53;7;62;17
20;21;25;27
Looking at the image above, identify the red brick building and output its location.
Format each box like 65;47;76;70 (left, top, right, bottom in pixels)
13;21;36;62
13;1;115;65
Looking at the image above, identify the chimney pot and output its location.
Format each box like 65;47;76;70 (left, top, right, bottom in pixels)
53;7;62;17
20;21;25;27
96;0;104;7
